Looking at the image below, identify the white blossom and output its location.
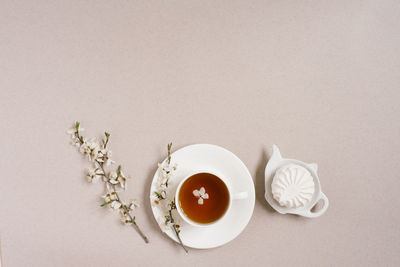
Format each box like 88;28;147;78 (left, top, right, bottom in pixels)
87;166;103;183
104;150;114;166
102;191;118;202
88;140;100;161
108;171;119;185
69;136;81;147
66;124;84;138
66;127;76;137
79;141;90;155
110;200;121;210
109;179;119;185
118;176;126;189
128;199;139;211
120;210;132;224
156;162;178;190
97;149;114;166
78;138;100;162
193;187;209;205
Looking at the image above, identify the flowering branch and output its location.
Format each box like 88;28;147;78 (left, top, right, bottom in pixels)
152;143;188;253
67;122;149;243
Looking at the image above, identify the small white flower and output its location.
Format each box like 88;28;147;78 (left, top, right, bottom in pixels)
104;150;114;166
102;191;118;202
118;177;127;189
156;162;177;190
120;210;127;222
78;138;98;159
97;149;114;165
109;179;119;185
109;171;119;185
69;136;81;147
128;199;139;211
87;140;100;162
105;182;125;192
193;187;209;205
66;128;76;137
87;166;103;183
120;170;127;178
117;171;127;189
79;142;90;154
110;200;121;210
110;171;117;179
120;210;133;224
66;124;84;138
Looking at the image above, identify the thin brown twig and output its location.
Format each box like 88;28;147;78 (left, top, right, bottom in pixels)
169;209;188;253
165;143;188;253
96;160;149;244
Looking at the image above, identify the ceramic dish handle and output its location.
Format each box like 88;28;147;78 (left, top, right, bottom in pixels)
233;191;248;200
302;192;329;218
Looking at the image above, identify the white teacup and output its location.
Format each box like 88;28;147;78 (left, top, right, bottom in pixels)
175;170;248;227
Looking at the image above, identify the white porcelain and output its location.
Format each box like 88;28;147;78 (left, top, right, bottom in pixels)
150;144;255;249
271;164;315;208
175;170;248;228
265;145;329;218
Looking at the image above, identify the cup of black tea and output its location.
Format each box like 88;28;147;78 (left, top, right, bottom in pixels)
175;170;248;227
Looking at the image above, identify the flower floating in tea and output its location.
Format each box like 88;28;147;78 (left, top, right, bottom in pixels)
193;187;209;205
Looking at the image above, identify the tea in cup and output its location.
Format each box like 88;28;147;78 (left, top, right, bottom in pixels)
175;171;248;227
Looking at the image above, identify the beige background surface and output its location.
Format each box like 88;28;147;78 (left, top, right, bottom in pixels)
1;1;400;266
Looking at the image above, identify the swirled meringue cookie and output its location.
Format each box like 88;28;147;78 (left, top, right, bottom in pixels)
271;164;315;208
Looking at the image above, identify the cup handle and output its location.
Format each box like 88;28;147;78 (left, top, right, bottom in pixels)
301;192;329;218
233;191;248;200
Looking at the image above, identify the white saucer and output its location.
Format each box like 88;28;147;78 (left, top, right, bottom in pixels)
150;144;255;249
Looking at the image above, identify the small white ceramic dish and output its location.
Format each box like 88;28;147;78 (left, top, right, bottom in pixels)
150;144;255;249
264;144;329;218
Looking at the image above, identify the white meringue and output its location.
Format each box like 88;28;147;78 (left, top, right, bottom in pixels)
271;164;315;208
